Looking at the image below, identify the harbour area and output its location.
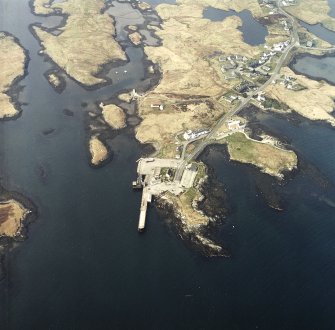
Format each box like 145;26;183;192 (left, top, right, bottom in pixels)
133;158;189;231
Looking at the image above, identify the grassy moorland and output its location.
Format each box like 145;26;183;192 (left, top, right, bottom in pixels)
225;132;297;178
0;33;26;119
33;0;126;86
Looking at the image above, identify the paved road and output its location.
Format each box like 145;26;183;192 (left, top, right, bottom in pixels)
174;0;300;181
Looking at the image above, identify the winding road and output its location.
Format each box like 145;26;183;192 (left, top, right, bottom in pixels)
174;0;301;181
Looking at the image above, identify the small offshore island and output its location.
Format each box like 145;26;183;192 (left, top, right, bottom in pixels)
224;132;297;178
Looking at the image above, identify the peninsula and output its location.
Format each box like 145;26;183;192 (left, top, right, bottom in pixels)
284;0;335;32
131;0;304;252
224;132;297;178
32;0;126;86
266;67;335;125
0;33;26;119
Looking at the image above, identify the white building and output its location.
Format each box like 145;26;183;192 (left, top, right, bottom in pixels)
151;104;164;111
227;120;246;131
257;93;266;102
225;94;239;103
272;41;289;52
183;129;209;141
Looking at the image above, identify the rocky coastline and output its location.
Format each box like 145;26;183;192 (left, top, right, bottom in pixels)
156;168;231;257
0;186;37;281
29;0;162;91
0;32;30;120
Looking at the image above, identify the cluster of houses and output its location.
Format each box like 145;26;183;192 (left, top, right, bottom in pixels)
235;81;258;93
221;55;249;63
251;41;289;69
260;0;297;10
258;51;275;65
219;39;289;82
260;0;296;6
277;74;303;90
219;55;249;78
271;40;290;52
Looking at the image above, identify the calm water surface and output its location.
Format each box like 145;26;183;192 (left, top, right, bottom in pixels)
292;54;335;84
0;0;334;329
328;0;335;18
293;4;335;84
144;0;175;6
300;20;335;45
203;7;268;46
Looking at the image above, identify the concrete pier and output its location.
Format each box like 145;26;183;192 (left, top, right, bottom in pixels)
138;187;151;231
135;158;183;231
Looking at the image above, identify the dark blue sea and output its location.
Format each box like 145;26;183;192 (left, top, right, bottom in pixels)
0;1;334;329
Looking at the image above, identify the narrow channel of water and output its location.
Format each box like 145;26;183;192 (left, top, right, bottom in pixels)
203;7;268;46
143;0;175;6
300;20;335;45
